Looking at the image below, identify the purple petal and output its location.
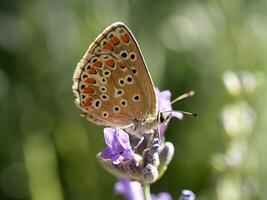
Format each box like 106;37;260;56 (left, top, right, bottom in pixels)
159;125;167;135
100;147;115;160
171;111;183;120
101;128;134;164
111;129;132;157
112;155;125;165
115;128;131;149
156;89;172;112
115;178;144;200
122;148;134;159
104;128;116;147
152;192;172;200
111;129;125;152
158;90;171;101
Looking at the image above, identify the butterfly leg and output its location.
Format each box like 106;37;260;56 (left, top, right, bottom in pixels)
132;128;154;152
133;136;144;152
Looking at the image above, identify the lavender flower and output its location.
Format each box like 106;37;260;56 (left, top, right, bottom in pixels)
115;178;144;200
97;88;181;184
97;126;176;184
97;88;194;198
115;178;172;200
151;192;172;200
98;127;155;183
100;128;134;164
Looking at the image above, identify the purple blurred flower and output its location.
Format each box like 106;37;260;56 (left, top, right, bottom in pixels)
178;190;195;200
115;178;144;200
115;178;173;200
156;88;183;134
152;192;172;200
100;128;134;164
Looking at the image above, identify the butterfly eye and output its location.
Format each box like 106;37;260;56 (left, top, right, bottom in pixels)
159;112;165;123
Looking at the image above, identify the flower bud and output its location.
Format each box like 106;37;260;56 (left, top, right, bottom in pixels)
159;142;175;166
179;190;195;200
143;149;160;167
143;164;159;184
97;153;144;182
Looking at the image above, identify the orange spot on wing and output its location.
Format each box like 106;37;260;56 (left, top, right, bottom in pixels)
85;78;96;84
110;36;120;45
84;96;93;107
84;87;94;94
118;61;126;69
103;42;113;51
88;67;97;74
121;33;130;43
105;59;115;68
93;60;102;68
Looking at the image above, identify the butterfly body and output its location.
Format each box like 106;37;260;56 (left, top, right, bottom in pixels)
73;22;170;136
124;112;172;136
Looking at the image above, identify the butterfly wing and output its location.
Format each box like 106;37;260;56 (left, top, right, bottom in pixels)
72;22;157;127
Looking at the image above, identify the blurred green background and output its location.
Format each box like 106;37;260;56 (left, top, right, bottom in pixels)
1;0;267;199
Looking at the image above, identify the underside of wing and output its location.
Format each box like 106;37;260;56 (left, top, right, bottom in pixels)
73;52;151;127
72;22;157;127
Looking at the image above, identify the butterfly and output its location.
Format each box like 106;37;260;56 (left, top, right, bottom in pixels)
72;22;194;136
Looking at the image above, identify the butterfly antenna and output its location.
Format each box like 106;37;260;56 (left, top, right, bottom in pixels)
168;90;198;117
177;110;199;117
171;90;195;104
162;110;199;117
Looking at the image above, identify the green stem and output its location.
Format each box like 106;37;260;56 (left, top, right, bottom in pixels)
143;184;151;200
